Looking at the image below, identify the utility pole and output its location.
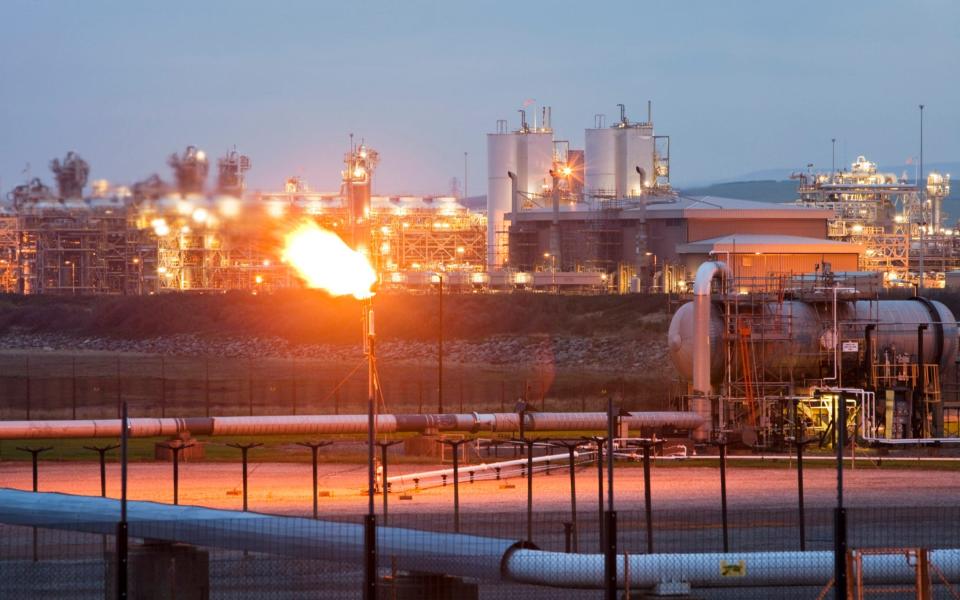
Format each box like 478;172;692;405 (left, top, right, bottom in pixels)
831;138;836;174
437;274;443;414
918;104;925;294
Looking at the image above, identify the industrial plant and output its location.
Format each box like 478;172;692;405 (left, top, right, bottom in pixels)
0;102;952;298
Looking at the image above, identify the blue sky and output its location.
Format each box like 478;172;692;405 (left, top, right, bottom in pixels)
1;0;957;195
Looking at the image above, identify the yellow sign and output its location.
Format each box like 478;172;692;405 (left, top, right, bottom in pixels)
720;560;746;577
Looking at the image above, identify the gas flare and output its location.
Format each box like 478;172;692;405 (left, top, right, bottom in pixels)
282;220;376;299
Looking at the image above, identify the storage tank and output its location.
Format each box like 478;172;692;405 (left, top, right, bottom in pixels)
620;125;655;196
668;298;959;387
486;132;518;268
519;132;554;199
584;127;616;197
486;124;554;269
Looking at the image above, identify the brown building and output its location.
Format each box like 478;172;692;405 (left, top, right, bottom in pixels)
676;234;864;291
507;195;842;291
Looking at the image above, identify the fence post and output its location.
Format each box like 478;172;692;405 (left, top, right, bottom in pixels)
291;358;298;415
363;513;377;600
25;356;31;420
160;357;166;419
71;357;78;420
604;510;617;600
834;393;848;600
205;358;211;418
642;440;654;554
718;439;729;552
117;400;129;600
584;436;607;553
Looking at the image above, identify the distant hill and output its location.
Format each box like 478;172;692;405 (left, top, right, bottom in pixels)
706;161;960;186
679;180;799;203
680;177;960;212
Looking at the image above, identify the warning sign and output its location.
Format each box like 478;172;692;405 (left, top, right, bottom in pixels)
720;560;746;577
842;341;859;353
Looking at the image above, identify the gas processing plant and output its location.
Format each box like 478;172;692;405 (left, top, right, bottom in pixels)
0;102;952;296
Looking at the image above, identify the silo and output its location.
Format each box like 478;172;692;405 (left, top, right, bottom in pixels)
620;126;656;197
519;132;554;198
584;127;616;198
486;132;518;268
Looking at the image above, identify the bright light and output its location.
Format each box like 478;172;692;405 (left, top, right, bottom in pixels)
262;259;271;267
561;166;572;177
353;166;366;179
219;198;241;217
157;266;167;275
456;246;465;255
151;218;170;236
177;200;193;216
380;242;391;255
894;215;905;224
192;208;209;224
195;150;206;161
254;275;264;284
267;202;285;218
281;220;376;299
851;224;863;233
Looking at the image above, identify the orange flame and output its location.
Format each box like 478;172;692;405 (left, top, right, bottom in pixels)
282;220;376;299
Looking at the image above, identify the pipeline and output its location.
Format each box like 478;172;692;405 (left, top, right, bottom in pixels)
0;411;705;440
1;488;957;590
692;260;732;441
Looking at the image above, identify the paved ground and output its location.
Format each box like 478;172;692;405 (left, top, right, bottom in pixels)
2;459;959;516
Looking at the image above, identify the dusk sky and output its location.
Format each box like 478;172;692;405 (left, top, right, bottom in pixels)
2;0;957;196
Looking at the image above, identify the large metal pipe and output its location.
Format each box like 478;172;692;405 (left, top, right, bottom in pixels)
504;547;960;589
2;488;959;590
691;261;732;441
0;412;704;440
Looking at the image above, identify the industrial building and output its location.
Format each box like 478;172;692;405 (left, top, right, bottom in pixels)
0;144;485;294
794;155;953;286
0;105;953;295
491;107;952;292
669;260;959;448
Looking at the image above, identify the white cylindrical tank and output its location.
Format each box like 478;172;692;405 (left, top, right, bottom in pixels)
486;133;518;268
621;126;655;197
519;132;554;198
486;129;554;268
584;128;616;198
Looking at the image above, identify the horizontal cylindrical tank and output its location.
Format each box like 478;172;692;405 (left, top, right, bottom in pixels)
668;298;959;386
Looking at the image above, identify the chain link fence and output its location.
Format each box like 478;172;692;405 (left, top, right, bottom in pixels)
3;505;960;598
0;353;658;420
